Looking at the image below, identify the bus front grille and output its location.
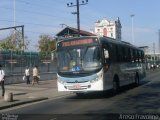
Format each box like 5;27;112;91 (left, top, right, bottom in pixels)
66;85;89;90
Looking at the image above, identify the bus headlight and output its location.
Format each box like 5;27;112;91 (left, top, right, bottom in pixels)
58;79;66;84
96;70;103;79
57;74;66;84
90;79;98;83
57;77;65;84
90;70;103;83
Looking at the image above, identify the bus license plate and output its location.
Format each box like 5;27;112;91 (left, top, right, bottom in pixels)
73;84;81;89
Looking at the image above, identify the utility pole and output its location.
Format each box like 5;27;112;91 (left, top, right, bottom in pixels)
159;29;160;53
13;0;16;27
153;42;156;65
67;0;88;36
130;14;135;45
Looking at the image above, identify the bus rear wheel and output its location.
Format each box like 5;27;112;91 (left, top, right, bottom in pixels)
113;79;119;94
135;74;139;86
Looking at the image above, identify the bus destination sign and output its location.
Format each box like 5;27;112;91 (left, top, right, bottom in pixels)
61;39;93;47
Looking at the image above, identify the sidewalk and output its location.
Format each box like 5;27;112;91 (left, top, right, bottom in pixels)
0;80;72;110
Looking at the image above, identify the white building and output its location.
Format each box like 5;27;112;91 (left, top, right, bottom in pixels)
94;18;122;40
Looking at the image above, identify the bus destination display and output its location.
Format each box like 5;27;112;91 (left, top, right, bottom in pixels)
61;39;93;47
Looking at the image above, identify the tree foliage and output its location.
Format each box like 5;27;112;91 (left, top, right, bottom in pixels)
0;31;29;51
38;34;56;59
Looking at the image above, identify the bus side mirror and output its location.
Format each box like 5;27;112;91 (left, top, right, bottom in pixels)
104;50;109;59
104;49;109;64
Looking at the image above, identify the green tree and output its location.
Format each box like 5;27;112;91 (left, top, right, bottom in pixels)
38;34;56;59
0;31;29;50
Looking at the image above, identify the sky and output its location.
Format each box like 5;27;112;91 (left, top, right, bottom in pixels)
0;0;160;52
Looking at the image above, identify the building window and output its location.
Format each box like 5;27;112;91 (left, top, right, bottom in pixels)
103;28;107;36
111;33;113;37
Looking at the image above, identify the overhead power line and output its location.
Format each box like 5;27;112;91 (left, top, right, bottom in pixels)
0;19;60;28
25;30;55;35
16;0;69;13
0;19;93;35
0;7;75;21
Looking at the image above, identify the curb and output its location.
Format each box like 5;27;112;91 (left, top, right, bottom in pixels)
0;97;48;110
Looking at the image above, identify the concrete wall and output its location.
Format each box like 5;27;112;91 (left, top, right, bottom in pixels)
4;72;57;84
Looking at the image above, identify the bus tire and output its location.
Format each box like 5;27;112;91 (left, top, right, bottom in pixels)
113;76;119;94
76;93;84;97
135;73;139;86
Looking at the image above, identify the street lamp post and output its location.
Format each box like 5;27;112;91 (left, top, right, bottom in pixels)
13;0;16;27
159;29;160;53
130;14;135;45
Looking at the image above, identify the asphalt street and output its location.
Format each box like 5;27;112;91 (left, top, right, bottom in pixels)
0;69;160;120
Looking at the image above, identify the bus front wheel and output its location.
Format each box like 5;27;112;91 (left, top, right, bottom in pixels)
76;93;84;97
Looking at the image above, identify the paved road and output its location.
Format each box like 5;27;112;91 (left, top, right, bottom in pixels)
1;70;160;120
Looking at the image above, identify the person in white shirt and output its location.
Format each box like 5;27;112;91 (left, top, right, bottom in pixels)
32;65;39;86
25;66;30;84
0;64;5;97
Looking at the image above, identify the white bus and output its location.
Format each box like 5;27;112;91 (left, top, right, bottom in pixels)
56;36;146;95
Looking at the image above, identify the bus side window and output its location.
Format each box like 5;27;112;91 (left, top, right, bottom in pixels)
128;48;131;62
141;51;145;62
103;48;109;64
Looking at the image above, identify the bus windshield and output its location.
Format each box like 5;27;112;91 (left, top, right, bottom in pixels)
57;46;102;74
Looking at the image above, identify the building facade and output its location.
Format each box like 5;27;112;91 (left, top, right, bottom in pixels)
94;18;122;40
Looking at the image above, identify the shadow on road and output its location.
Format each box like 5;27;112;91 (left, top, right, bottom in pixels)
66;80;150;99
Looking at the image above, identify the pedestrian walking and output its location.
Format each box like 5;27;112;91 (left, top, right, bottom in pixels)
32;65;39;86
0;64;5;97
25;66;30;84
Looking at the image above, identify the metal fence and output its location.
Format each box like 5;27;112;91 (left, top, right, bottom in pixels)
0;50;57;75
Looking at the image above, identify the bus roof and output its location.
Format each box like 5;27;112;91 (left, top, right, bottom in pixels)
57;36;143;51
99;36;142;51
